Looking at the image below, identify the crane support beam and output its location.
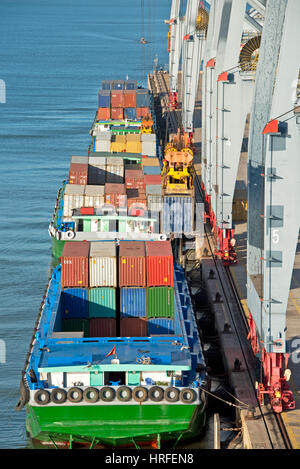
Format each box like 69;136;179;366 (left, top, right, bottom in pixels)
202;0;254;259
244;11;263;33
169;1;184;95
247;0;300;357
182;0;206;133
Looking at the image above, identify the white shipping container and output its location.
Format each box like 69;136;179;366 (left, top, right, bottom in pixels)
94;131;111;141
88;156;106;167
141;141;156;156
95;139;111;152
89;241;117;287
84;185;105;208
106;157;124;183
147;194;163;211
88;157;106;185
141;133;156;143
71;156;89;164
63;184;85;218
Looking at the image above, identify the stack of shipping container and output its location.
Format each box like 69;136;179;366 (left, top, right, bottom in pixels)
63;154;163;223
56;239;176;338
93;131;156;155
97;80;150;122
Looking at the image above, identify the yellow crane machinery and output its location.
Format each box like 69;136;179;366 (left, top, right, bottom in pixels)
141;114;154;133
162;130;194;195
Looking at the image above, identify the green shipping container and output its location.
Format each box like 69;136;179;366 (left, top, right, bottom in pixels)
62;318;89;337
88;288;116;318
146;287;175;319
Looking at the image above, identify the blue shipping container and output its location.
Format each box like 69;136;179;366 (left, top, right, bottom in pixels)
102;80;113;90
121;288;146;318
142;166;161;175
162;196;194;234
98;91;111;108
112;80;125;90
61;288;89;319
136;90;150;108
147;318;175;335
125;80;137;90
124;108;137;120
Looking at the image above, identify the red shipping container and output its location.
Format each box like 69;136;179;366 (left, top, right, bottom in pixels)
89;318;116;337
105;183;126;208
123;90;137;108
80;207;94;215
97;107;111;120
120;318;148;337
69;162;88;185
119;241;146;287
146;241;174;287
110;91;124;108
60;241;90;288
144;174;162;186
136;107;150;119
110;107;124;120
125;169;145;190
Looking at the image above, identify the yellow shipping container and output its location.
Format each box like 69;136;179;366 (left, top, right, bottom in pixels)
115;135;126;143
126;134;141;142
110;141;126;152
141;157;160;167
126;141;142;153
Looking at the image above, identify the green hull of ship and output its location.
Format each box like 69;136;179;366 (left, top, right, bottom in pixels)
26;403;206;447
51;235;65;259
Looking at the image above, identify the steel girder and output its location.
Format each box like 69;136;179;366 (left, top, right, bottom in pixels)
202;0;224;199
181;0;206;133
169;0;184;94
202;1;254;243
247;0;300;354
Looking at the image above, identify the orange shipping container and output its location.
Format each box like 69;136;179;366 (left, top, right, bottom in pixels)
145;241;174;287
136;107;150;119
61;241;90;289
110;91;124;108
119;241;146;287
123;90;137;108
97;107;111;120
110;107;124;120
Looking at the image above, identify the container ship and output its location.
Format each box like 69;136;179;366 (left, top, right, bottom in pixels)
16;79;207;449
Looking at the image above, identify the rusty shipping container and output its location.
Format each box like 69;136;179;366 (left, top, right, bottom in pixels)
146;241;174;287
125;169;145;190
120;318;148;337
104;183;126;207
69;162;88;185
119;241;146;287
89;318;116;337
136;107;150;119
60;241;90;289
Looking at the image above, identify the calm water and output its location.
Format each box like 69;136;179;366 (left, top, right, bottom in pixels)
0;0;174;449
